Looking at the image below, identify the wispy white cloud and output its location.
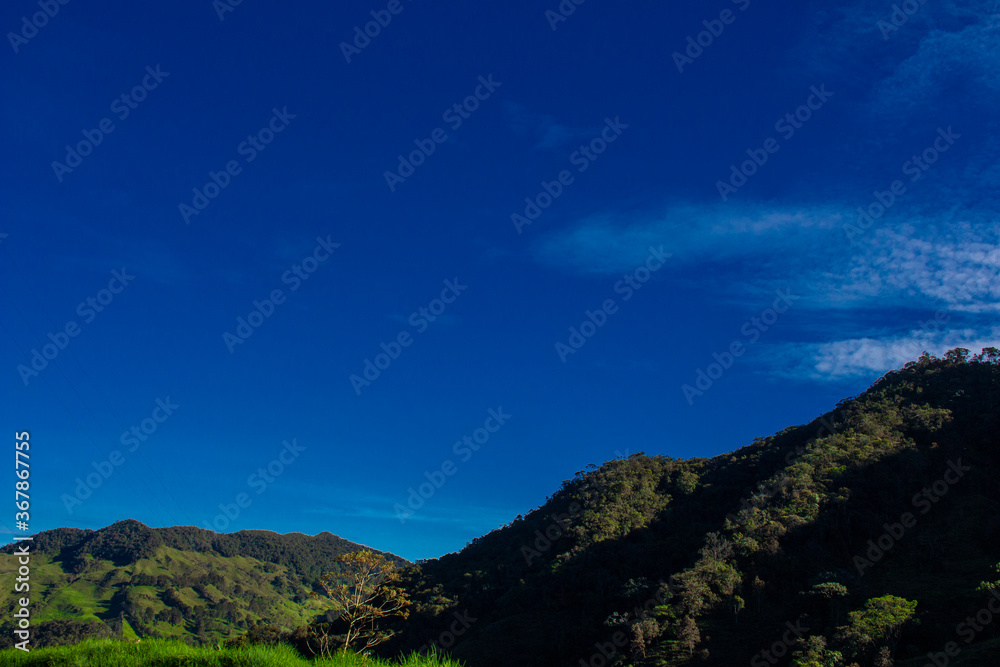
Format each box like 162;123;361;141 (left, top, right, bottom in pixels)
533;204;844;275
540;201;1000;383
537;200;999;307
531;0;1000;385
779;328;1000;380
833;224;1000;311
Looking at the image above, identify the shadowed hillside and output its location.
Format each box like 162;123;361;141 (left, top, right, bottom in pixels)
4;350;999;666
380;349;1000;666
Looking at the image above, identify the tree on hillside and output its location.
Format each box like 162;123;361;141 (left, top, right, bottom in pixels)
310;550;411;655
975;346;1000;363
977;562;1000;593
945;347;970;364
676;615;700;656
838;595;917;662
791;635;844;667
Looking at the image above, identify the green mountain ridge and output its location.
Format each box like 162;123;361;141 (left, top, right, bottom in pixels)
0;522;405;647
4;349;1000;666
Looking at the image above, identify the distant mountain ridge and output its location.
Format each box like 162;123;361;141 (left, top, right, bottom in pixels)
3;520;405;574
5;349;1000;666
0;520;405;646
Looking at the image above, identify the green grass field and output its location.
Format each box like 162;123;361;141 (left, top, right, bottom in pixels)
0;639;464;667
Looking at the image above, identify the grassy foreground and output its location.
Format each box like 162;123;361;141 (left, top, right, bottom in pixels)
0;639;463;667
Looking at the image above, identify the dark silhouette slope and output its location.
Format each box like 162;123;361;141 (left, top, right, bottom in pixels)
382;349;1000;666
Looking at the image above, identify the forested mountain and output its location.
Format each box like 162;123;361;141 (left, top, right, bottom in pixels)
4;350;999;667
380;349;1000;666
0;521;403;647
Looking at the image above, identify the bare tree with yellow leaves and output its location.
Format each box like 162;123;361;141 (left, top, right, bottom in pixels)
311;550;411;656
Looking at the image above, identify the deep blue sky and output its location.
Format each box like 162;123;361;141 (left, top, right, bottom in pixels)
2;1;997;560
